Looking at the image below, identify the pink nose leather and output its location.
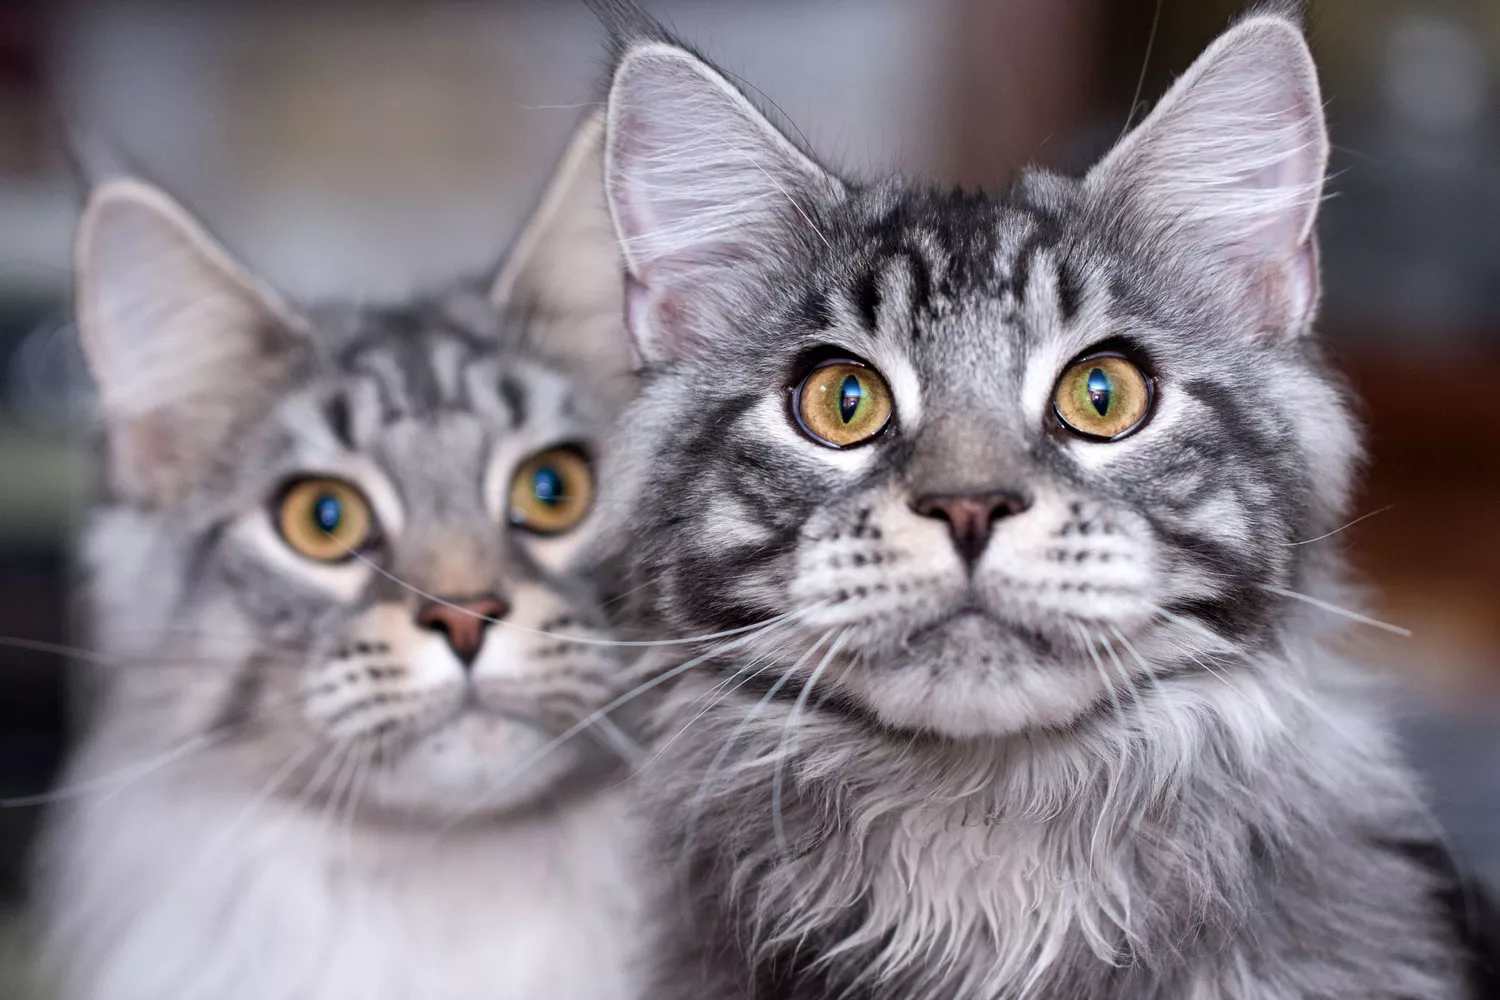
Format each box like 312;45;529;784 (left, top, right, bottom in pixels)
911;490;1032;567
416;596;508;666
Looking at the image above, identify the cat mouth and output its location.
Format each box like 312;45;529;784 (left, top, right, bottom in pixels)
908;606;1003;641
906;605;1054;656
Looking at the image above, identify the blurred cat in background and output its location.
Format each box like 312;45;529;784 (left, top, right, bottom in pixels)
35;112;647;1000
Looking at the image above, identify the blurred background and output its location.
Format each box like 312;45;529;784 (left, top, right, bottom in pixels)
0;0;1496;992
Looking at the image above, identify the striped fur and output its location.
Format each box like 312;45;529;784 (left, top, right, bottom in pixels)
589;3;1494;997
37;116;649;1000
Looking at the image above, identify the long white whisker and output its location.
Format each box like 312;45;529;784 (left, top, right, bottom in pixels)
1107;625;1171;703
1258;584;1412;637
1282;505;1394;546
348;548;794;649
677;631;834;908
4;686;326;809
97;741;320;967
771;629;848;855
318;743;361;846
587;713;645;765
2;731;225;809
341;741;371;861
1074;625;1129;870
636;651;777;775
427;611;809;843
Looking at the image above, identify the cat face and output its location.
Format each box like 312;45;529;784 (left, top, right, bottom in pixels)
198;308;616;814
598;15;1358;737
76;115;634;817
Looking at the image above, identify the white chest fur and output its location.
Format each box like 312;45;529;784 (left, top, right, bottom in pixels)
42;778;646;1000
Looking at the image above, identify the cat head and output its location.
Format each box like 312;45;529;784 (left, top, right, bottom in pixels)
595;7;1360;738
76;113;633;818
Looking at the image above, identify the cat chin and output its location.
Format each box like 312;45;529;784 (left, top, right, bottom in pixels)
355;713;588;820
836;615;1111;738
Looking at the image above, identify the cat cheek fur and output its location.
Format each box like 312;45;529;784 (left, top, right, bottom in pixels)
790;484;1163;737
589;2;1490;997
39;110;652;1000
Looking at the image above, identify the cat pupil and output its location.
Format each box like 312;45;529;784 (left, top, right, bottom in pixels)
1086;368;1111;416
314;495;341;533
839;374;863;423
534;467;564;506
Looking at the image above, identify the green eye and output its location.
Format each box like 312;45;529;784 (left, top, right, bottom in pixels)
793;360;893;448
1053;353;1153;440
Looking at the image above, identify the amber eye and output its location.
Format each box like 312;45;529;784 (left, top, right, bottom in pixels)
793;360;894;448
1052;352;1153;440
276;478;375;563
509;447;594;535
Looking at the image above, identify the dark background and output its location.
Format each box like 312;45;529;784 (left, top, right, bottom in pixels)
1;1;1497;992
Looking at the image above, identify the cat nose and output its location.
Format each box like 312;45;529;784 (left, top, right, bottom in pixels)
416;595;509;667
911;490;1031;568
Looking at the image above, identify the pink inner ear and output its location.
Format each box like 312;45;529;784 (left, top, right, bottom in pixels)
117;411;183;498
625;272;700;366
1248;239;1318;336
1285;239;1319;329
623;273;652;366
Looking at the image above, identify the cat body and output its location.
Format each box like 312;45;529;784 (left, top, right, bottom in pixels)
643;642;1460;999
38;114;648;1000
48;749;639;1000
583;2;1497;997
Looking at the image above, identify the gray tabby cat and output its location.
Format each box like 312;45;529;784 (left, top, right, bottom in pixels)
37;113;648;1000
586;2;1497;998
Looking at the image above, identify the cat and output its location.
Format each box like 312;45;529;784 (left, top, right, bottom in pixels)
583;2;1499;997
35;111;650;1000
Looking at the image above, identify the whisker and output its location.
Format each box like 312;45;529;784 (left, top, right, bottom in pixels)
635;651;777;775
677;632;832;917
2;730;229;808
1075;624;1127;725
0;635;314;679
587;712;645;766
427;612;809;842
0;635;121;665
1146;603;1260;665
1118;0;1164;140
341;741;372;859
97;740;320;964
348;548;796;650
771;629;847;855
1259;584;1413;637
3;686;326;809
1106;625;1172;702
1282;505;1394;546
1074;626;1131;870
319;742;361;842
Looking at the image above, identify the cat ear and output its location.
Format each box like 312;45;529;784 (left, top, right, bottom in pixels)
1087;12;1328;335
601;37;844;364
490;110;630;385
76;179;311;504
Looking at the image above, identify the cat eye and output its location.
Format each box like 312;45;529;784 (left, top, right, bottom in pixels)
276;477;375;563
509;446;594;536
1052;352;1153;441
793;359;894;449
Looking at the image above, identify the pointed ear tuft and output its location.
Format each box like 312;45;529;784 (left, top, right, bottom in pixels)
1088;13;1328;335
585;0;679;58
601;40;843;364
77;179;311;504
491;110;633;404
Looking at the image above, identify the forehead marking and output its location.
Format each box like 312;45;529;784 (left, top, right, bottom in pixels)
429;335;474;408
322;393;355;450
498;374;528;428
849;244;936;343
